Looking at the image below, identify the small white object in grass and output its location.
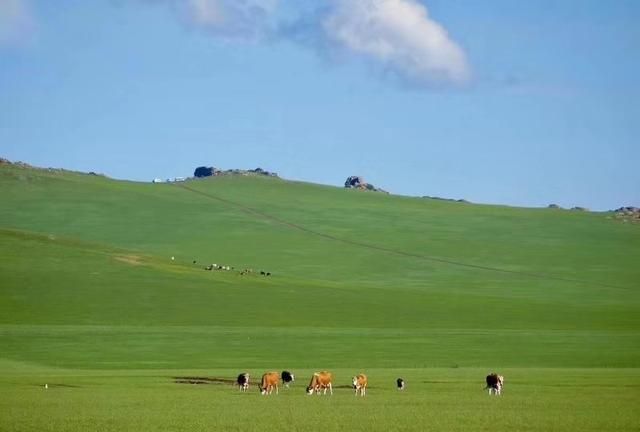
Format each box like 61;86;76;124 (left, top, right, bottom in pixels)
44;384;48;389
171;256;175;261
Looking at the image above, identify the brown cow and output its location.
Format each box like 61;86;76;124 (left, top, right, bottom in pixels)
306;371;333;395
352;374;367;396
260;371;279;395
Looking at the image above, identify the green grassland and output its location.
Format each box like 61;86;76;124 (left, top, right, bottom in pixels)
0;163;639;431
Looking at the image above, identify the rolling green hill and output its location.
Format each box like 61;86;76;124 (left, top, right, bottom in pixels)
1;161;638;431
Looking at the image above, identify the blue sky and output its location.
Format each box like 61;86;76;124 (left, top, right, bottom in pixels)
1;0;638;210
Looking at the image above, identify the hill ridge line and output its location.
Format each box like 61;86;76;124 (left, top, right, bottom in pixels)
175;184;628;291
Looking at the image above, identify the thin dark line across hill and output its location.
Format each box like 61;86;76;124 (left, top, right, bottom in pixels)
176;184;627;290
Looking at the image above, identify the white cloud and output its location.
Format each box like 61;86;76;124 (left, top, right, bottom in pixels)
187;0;224;26
180;0;279;41
146;0;472;88
0;0;35;46
322;0;471;86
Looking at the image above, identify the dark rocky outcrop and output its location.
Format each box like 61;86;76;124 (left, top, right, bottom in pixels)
611;206;640;223
248;167;277;177
345;176;365;188
194;166;218;178
344;176;387;193
614;206;640;214
193;166;278;179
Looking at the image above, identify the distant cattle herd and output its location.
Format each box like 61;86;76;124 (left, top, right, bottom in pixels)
230;370;505;396
193;261;272;277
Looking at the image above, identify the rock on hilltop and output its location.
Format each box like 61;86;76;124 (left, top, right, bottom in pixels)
612;206;640;223
194;166;278;178
344;176;387;193
0;157;105;177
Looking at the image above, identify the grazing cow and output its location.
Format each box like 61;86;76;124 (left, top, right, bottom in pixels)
352;374;367;396
281;371;295;388
260;372;279;395
485;373;504;395
397;378;405;390
306;371;333;395
237;373;249;392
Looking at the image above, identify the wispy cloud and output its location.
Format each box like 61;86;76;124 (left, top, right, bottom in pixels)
321;0;471;87
0;0;35;46
154;0;470;87
166;0;279;41
150;0;473;88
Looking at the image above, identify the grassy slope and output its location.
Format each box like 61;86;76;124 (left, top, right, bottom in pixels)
1;164;639;430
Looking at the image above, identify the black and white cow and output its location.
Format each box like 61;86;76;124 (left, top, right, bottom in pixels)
281;371;295;388
485;373;504;395
396;378;405;390
237;373;249;392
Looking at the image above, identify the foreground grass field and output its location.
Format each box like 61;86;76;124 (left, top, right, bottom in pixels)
1;162;639;430
2;362;638;432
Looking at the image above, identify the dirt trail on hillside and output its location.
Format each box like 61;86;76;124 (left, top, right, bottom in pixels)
114;255;144;266
175;184;628;291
